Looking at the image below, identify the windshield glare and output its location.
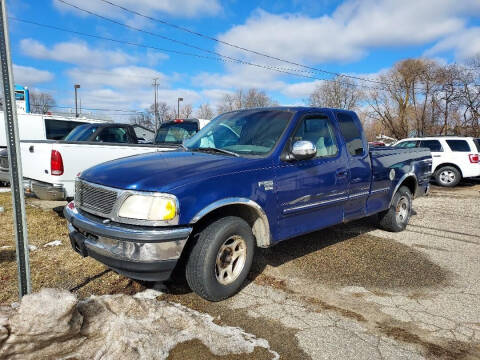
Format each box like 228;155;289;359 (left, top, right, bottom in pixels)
64;125;98;141
184;110;291;156
155;122;199;144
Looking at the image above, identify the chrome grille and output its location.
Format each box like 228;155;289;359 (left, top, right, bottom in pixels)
75;180;119;216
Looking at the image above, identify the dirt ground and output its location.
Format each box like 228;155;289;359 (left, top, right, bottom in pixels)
1;180;480;359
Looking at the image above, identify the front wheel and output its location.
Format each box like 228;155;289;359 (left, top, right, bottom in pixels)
185;216;255;301
377;186;412;232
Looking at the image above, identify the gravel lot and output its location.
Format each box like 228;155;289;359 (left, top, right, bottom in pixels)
1;181;479;359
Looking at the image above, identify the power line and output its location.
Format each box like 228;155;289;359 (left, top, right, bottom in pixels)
52;105;144;113
54;0;386;90
11;16;382;90
97;0;387;86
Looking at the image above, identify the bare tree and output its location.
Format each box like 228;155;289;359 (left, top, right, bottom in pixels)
217;88;276;114
180;104;193;119
29;90;56;114
196;103;214;119
308;76;363;110
129;112;154;130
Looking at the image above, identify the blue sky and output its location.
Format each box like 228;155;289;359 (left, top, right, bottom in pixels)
7;0;480;118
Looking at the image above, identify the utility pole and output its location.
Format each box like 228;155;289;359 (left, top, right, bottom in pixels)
152;78;159;131
74;84;80;117
0;0;31;298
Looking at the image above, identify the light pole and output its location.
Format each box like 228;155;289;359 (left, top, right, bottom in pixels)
74;84;80;117
177;97;183;119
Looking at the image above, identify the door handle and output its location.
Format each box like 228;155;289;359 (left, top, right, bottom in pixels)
432;155;441;157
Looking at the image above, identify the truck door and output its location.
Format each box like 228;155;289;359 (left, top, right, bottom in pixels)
275;113;349;241
336;111;371;221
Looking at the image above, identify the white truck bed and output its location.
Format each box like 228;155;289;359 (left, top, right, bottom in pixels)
20;140;173;200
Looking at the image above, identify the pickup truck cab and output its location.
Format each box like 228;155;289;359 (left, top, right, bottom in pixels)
65;107;432;301
395;136;480;187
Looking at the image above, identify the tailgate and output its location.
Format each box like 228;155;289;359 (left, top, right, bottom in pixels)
20;141;55;183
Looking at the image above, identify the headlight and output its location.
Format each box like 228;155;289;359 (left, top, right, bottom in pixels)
118;194;178;221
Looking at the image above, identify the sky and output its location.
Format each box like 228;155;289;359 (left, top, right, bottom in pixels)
6;0;480;119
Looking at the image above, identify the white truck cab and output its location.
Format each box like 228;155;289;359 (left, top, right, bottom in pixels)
395;136;480;187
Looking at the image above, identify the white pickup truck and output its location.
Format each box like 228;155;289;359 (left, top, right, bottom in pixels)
0;112;108;184
18;118;209;200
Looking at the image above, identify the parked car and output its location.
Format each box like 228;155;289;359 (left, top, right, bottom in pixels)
0;114;107;185
19;120;210;200
65;107;432;301
368;141;386;147
395;136;480;187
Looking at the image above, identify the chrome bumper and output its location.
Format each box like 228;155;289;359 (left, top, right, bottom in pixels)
64;203;192;281
24;179;66;201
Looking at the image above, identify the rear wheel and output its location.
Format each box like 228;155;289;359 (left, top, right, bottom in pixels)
377;186;412;232
185;216;255;301
435;166;461;187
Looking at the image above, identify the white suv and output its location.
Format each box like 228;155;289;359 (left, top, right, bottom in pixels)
395;137;480;187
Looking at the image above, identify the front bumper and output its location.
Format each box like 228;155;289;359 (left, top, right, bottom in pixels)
64;203;192;281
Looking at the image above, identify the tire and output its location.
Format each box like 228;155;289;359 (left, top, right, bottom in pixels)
377;186;412;232
434;166;461;187
185;216;255;301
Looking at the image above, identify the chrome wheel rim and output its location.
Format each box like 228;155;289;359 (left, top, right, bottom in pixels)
395;196;409;224
439;170;456;184
215;235;247;285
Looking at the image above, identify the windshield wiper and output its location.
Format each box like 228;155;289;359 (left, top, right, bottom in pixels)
193;147;240;157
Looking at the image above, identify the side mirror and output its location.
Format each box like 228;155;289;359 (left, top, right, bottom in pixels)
291;140;316;160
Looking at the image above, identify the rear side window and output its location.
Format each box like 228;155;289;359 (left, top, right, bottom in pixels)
336;113;364;156
45;119;85;140
446;140;471;152
419;140;443;152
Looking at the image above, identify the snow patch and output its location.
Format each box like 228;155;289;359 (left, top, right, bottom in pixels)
44;240;62;247
133;288;163;299
28;245;37;251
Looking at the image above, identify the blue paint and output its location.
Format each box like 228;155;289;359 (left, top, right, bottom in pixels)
80;107;431;245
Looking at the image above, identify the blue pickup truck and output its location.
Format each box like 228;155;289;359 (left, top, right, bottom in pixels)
65;107;432;301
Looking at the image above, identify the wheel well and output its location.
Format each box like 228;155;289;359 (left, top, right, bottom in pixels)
191;204;270;248
433;163;463;177
399;176;417;196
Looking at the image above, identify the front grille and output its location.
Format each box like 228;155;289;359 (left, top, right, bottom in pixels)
75;180;118;216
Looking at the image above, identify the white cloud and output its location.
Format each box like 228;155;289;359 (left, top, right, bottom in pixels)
20;38;136;67
13;64;54;86
217;0;480;64
53;0;221;19
67;66;169;89
425;27;480;61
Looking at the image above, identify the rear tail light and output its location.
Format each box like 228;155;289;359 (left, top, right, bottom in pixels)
51;150;64;176
469;154;479;163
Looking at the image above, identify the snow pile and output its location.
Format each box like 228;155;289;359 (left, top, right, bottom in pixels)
0;288;278;360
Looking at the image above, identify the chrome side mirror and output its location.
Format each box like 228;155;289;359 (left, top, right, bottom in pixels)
291;140;316;160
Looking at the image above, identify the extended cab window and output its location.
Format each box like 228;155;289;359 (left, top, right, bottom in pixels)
336;113;364;156
419;140;443;152
446;140;471;152
96;127;129;143
293;116;338;157
45;119;85;140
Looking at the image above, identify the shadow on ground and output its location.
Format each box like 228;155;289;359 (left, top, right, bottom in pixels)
165;217;449;296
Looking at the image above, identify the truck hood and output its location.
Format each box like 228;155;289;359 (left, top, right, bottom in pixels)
80;150;261;192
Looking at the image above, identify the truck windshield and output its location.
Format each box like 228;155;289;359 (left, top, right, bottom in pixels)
155;121;199;144
64;124;99;141
184;110;292;156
